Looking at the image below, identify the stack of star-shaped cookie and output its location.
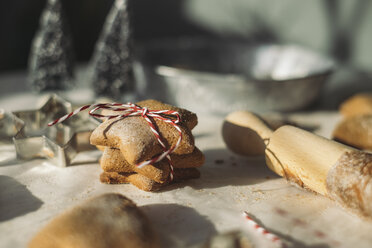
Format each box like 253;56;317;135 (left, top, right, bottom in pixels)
90;99;205;191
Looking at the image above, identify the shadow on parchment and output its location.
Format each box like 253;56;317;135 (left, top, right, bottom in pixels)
141;203;217;247
0;175;43;222
181;148;279;190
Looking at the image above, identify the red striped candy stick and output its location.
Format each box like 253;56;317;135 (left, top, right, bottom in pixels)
48;102;183;181
243;211;286;248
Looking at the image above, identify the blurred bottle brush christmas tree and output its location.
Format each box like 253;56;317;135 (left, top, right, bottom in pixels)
89;0;134;99
28;0;75;92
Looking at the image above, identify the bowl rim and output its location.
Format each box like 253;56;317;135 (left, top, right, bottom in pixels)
153;64;334;84
136;37;336;84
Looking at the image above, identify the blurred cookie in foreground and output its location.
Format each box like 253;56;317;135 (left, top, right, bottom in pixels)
333;115;372;151
340;93;372;117
29;194;159;248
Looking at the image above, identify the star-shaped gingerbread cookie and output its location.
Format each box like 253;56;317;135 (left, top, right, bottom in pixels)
100;168;201;192
90;99;197;165
100;147;205;183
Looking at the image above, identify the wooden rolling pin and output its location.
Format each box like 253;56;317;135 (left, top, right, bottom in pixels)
223;111;372;218
222;111;272;156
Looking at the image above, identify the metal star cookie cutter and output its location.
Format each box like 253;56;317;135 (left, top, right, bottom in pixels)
12;94;100;167
0;109;24;144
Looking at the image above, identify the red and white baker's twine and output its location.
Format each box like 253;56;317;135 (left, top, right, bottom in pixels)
48;102;183;180
243;211;286;248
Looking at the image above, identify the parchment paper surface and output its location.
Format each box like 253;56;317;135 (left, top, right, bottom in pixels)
1;92;372;248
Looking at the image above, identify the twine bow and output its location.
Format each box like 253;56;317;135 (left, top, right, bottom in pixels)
48;102;183;180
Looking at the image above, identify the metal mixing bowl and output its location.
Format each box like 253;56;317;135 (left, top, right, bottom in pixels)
134;38;334;114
